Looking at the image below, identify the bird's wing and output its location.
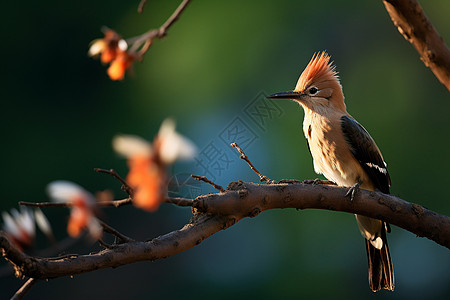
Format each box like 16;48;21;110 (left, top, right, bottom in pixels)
340;116;391;193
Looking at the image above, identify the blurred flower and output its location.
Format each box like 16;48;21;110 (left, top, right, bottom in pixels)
2;207;35;250
88;29;127;63
107;50;136;81
88;29;136;81
47;181;102;240
113;118;196;211
95;189;114;203
1;207;54;250
34;207;55;243
155;118;197;164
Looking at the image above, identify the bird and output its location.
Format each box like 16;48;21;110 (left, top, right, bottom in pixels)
268;51;394;292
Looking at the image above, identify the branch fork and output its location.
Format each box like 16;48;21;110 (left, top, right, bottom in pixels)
2;181;449;284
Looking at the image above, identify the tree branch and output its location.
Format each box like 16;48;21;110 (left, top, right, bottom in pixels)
128;0;191;58
164;197;195;207
137;0;147;14
1;181;449;280
98;220;133;243
11;278;38;300
0;214;231;279
382;0;450;91
195;181;450;248
19;197;193;209
94;168;133;196
191;174;225;192
96;197;132;208
231;143;272;183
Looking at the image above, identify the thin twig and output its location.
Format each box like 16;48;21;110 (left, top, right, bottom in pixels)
191;175;225;192
137;0;147;14
97;197;133;208
20;198;134;209
129;0;191;57
11;278;38;300
230;143;272;183
98;239;113;249
18;201;72;208
159;0;191;35
94;168;133;196
98;220;133;243
165;197;194;207
138;39;153;57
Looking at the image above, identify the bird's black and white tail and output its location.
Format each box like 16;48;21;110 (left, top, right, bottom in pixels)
365;225;394;292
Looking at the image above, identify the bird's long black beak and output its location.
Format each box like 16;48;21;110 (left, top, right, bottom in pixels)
267;90;303;100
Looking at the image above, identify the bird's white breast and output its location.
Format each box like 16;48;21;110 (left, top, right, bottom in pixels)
302;111;372;190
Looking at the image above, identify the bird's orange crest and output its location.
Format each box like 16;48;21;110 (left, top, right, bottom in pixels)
295;51;338;92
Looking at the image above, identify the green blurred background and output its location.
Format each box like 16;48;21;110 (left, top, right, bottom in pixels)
1;0;450;299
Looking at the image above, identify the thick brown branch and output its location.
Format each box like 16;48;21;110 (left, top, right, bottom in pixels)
0;214;231;279
195;181;450;248
1;181;449;281
382;0;450;91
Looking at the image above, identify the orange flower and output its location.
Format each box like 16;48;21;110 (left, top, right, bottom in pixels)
47;181;102;240
127;156;167;211
67;209;89;237
100;46;116;64
89;29;135;80
88;30;125;61
113;118;196;212
66;195;92;237
107;50;135;81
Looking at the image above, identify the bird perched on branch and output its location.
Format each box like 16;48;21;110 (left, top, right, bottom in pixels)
268;51;394;292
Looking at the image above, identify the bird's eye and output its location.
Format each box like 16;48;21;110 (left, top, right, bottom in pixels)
309;87;318;95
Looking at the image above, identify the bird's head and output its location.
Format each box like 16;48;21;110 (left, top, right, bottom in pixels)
268;51;346;113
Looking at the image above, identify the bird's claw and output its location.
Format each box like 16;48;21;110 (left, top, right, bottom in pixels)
345;181;361;202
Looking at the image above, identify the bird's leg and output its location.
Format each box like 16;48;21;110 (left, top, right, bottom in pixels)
345;180;361;202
